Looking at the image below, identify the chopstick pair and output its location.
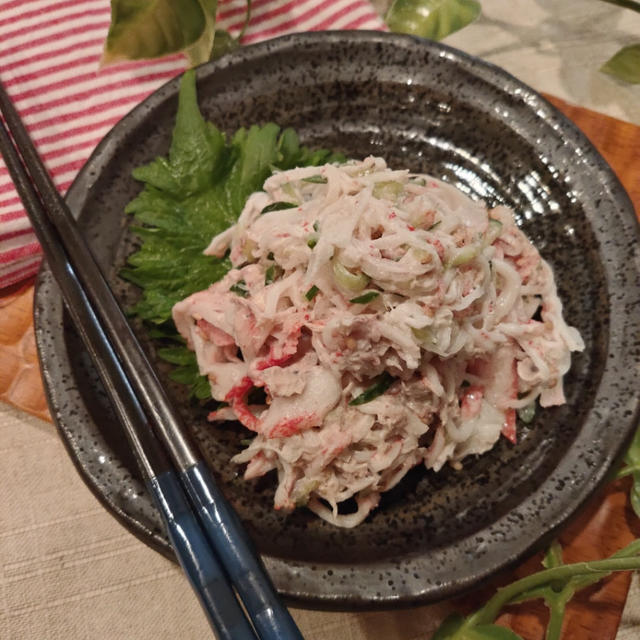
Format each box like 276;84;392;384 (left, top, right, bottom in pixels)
0;78;303;640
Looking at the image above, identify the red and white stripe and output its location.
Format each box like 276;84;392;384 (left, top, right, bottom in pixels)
0;0;385;289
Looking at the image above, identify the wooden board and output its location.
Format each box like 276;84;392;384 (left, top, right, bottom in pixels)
1;98;639;640
0;278;49;421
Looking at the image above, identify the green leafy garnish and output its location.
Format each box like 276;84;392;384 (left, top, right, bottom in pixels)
601;44;640;84
155;345;194;365
349;372;395;406
350;291;380;304
302;174;328;184
305;285;320;301
123;69;340;323
156;346;211;399
261;201;298;214
121;69;342;397
385;0;481;41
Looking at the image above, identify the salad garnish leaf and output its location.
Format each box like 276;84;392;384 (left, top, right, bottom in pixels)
121;69;342;397
157;346;211;399
385;0;481;41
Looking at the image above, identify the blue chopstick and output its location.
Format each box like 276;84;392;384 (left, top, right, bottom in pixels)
0;113;258;639
0;75;303;640
183;463;304;639
149;471;258;639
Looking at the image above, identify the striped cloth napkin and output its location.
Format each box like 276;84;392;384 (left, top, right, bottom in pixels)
0;0;385;289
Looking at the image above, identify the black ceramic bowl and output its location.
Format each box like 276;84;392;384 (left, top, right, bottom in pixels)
34;31;640;608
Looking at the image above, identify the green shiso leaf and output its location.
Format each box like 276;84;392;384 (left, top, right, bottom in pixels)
121;69;343;397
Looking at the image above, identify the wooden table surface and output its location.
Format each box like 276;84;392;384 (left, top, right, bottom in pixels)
1;95;639;640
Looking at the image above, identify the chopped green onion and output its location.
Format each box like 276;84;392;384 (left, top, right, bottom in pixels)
412;326;437;345
240;438;254;446
349;372;395;406
265;265;275;284
350;291;380;304
428;220;442;231
302;174;327;184
518;403;536;424
267;252;274;260
448;244;479;267
281;182;297;200
241;239;256;261
332;260;369;292
484;219;503;246
230;280;249;297
313;220;319;232
305;285;320;301
261;201;297;214
264;264;283;285
410;247;432;264
307;236;318;249
294;479;321;507
409;177;426;186
373;180;404;201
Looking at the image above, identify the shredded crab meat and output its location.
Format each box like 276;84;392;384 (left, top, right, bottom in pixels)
173;157;584;528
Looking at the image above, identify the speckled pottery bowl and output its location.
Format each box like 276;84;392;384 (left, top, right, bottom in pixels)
34;31;640;608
